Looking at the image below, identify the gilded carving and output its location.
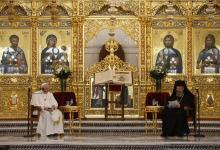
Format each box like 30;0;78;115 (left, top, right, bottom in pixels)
0;20;31;28
192;76;220;85
155;4;183;16
84;18;139;47
85;48;138;115
196;4;220;15
36;3;72;16
0;87;28;119
0;0;220;119
88;4;135;16
84;0;139;16
86;54;136;78
151;2;187;16
0;76;30;85
139;0;145;15
77;0;83;15
0;3;31;16
186;16;193;83
152;19;186;28
193;20;220;28
198;88;220;118
38;20;72;28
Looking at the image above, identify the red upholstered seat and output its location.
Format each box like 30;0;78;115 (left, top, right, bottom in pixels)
53;92;78;119
145;92;170;119
109;85;122;92
146;92;170;106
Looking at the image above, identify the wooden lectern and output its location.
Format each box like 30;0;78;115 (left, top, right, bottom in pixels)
94;69;132;120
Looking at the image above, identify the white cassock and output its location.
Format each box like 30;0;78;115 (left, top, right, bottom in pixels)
31;91;64;136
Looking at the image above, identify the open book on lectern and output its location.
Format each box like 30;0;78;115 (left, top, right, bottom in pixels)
94;69;132;85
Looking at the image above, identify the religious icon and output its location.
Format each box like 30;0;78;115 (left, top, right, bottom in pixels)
41;34;69;74
155;34;183;73
1;35;28;74
196;34;220;74
91;83;106;108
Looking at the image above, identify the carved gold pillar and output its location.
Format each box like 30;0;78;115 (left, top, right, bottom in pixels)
31;17;38;90
31;0;37;16
72;17;78;84
73;0;78;16
78;16;85;117
78;16;84;83
186;1;193;85
138;16;148;116
72;16;85;117
139;16;147;84
78;0;84;16
139;0;146;16
145;17;152;85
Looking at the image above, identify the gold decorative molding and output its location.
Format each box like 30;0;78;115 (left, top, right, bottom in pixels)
37;19;72;28
164;75;187;84
192;76;220;85
193;20;220;28
0;20;31;28
152;19;186;29
0;76;31;85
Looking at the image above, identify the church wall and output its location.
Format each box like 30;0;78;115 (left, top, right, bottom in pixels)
0;0;219;119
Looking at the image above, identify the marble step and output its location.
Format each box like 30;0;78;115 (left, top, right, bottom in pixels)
0;120;220;127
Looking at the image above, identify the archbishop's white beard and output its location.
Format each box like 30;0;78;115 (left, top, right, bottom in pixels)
176;91;184;97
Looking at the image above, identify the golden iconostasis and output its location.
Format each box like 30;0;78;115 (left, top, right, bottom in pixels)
0;0;220;119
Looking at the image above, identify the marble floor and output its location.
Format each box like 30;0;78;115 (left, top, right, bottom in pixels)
0;120;220;149
0;134;219;146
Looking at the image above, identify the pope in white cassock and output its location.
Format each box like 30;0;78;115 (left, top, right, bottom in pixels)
31;83;64;136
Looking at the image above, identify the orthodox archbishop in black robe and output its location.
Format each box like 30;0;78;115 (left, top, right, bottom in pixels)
161;80;195;137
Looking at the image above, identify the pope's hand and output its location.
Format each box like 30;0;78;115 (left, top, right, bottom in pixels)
44;107;53;112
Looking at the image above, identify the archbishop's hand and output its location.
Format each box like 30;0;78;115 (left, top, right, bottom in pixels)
175;102;181;108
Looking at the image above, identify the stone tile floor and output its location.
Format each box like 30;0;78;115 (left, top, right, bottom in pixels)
0;134;219;146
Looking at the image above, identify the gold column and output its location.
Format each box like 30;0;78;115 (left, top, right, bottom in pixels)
31;17;38;90
72;16;85;117
138;16;148;116
186;1;193;85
